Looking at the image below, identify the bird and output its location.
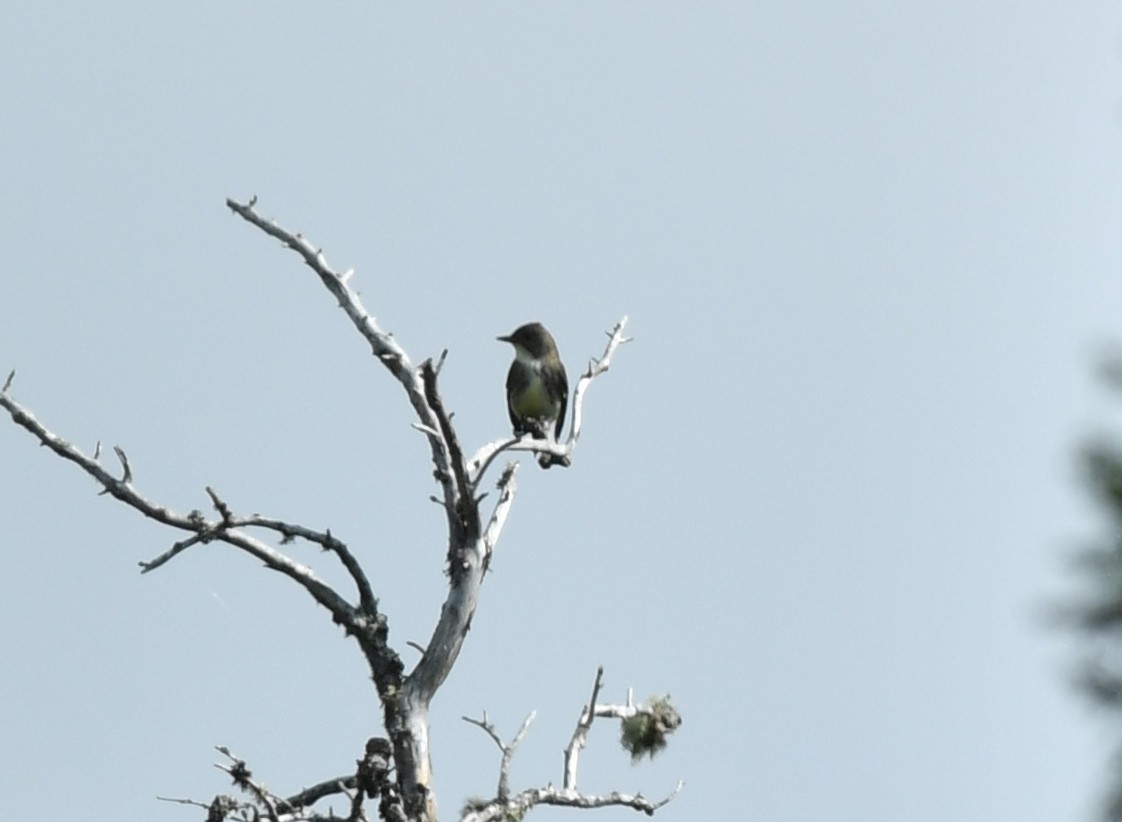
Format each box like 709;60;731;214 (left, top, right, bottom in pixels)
497;322;569;442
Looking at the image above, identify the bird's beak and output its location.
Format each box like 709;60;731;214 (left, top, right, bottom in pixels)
497;334;512;343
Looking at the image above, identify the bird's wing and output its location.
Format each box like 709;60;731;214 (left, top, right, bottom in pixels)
549;367;569;441
506;363;527;433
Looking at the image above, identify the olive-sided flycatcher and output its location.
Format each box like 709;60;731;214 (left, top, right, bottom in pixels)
498;322;569;441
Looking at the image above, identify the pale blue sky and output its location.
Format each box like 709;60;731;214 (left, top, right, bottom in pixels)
2;3;1120;820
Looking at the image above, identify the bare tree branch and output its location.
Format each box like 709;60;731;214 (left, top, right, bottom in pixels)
173;746;377;822
282;775;357;811
0;388;395;678
227;509;377;616
465;436;522;488
225;197;457;513
481;463;518;571
462;710;536;802
511;782;683;816
0;385;411;817
460;668;681;822
179;737;399;822
567;317;631;447
565;666;605;791
215;746;284;822
462;711;505;751
155;795;210;811
420;358;479;568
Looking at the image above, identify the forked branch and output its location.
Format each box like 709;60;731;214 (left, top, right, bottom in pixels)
461;668;682;822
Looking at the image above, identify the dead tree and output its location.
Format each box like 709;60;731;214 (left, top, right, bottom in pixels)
0;198;680;822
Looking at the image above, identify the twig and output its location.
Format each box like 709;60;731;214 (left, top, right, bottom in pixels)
463;710;536;801
564;666;605;791
215;746;282;822
155;796;210;810
462;711;504;751
566;316;631;451
468;436;522;489
206;485;234;524
481;463;518;572
143;533;208;571
112;445;133;484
